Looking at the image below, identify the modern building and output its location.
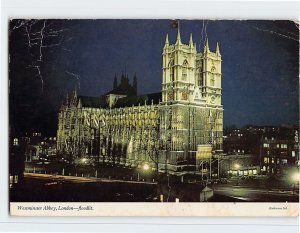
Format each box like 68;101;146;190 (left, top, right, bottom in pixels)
260;127;299;175
223;126;300;176
57;29;224;175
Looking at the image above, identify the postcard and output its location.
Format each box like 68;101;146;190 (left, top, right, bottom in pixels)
8;19;299;216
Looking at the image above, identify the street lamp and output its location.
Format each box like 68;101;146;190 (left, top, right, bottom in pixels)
292;172;300;194
143;163;150;171
137;163;151;181
234;163;240;186
81;158;88;164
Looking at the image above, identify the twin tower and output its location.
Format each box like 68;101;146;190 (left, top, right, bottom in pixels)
162;28;222;107
160;28;223;170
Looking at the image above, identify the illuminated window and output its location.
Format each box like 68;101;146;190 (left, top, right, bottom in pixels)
263;143;269;148
281;159;287;164
271;158;275;164
281;144;287;149
292;151;295;157
263;157;269;163
276;144;280;148
13;138;19;146
169;60;174;82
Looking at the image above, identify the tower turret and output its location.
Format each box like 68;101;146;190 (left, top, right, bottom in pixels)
189;33;194;47
164;33;169;49
175;27;182;45
216;42;220;56
204;38;210;53
162;29;196;103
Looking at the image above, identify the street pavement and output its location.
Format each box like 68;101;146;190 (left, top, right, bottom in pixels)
24;173;157;185
23;173;299;202
210;183;298;202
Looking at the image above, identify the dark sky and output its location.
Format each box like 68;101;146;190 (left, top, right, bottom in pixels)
9;20;299;136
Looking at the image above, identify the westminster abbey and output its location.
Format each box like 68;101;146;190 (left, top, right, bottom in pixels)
57;29;223;175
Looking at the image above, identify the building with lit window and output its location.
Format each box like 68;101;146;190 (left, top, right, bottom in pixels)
57;29;224;175
224;125;299;176
261;127;299;175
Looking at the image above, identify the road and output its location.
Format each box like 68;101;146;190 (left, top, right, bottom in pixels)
10;173;159;202
10;173;299;202
24;173;157;185
211;184;298;202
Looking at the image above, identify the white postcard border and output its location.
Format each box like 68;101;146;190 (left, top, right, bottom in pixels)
10;202;299;217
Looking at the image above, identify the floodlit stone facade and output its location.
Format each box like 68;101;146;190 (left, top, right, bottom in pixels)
57;29;224;175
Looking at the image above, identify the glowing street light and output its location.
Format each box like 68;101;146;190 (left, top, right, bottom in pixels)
81;158;87;164
292;172;300;182
143;163;150;171
234;163;240;186
137;163;151;182
292;172;300;195
234;163;240;169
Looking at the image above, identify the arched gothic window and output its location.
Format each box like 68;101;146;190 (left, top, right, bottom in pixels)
169;60;175;82
198;69;203;86
182;60;188;81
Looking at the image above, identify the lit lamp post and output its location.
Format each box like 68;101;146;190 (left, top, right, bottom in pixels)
143;163;150;171
235;163;240;186
292;172;300;195
138;163;150;181
81;158;88;164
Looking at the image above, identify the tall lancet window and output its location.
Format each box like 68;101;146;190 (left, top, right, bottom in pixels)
169;60;174;82
182;60;188;81
198;69;203;86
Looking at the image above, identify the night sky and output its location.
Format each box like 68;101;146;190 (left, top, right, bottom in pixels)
9;20;299;136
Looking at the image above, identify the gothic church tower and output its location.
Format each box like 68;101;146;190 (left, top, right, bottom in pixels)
200;39;222;106
162;29;222;107
160;29;223;174
162;28;196;103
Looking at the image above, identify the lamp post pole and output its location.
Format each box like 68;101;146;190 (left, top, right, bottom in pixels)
292;172;300;195
234;163;240;186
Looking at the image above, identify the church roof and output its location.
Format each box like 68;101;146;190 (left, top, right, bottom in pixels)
77;92;161;109
78;95;108;108
113;92;161;108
